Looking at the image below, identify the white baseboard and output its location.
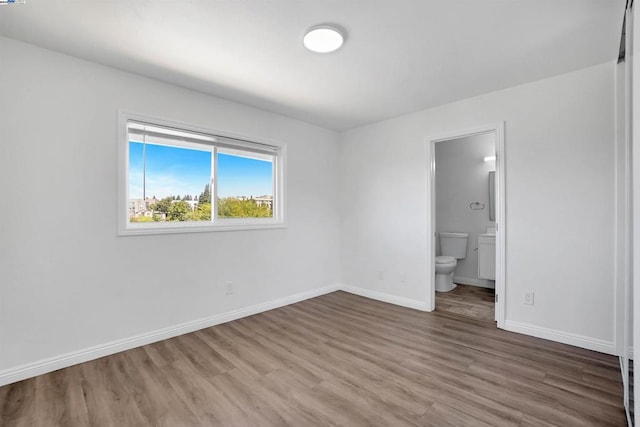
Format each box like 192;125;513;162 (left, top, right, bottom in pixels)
341;284;429;311
1;284;619;386
0;284;341;387
504;320;616;355
453;276;495;289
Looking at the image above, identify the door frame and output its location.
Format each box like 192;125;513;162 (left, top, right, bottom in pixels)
426;122;506;328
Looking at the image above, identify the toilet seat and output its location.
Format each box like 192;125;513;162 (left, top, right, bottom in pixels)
435;256;456;264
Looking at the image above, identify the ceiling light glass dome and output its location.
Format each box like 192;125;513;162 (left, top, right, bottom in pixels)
303;25;345;53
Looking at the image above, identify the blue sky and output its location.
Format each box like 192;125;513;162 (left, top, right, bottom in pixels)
218;153;273;198
129;142;273;200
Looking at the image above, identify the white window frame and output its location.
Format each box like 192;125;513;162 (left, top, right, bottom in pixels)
117;111;286;236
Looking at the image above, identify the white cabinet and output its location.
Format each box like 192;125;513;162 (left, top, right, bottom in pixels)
478;234;496;280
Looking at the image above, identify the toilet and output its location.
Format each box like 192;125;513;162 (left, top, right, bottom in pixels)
435;232;469;292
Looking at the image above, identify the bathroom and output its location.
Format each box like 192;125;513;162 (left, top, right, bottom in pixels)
434;131;496;321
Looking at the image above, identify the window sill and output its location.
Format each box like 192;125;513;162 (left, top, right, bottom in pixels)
118;220;287;236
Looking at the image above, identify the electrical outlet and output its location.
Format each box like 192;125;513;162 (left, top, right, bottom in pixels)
524;291;534;305
225;281;234;295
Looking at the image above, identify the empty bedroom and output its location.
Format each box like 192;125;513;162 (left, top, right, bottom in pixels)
1;1;638;426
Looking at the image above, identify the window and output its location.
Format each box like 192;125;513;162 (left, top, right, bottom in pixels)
119;113;285;235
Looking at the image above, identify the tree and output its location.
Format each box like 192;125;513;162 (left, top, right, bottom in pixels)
184;210;200;221
217;198;271;218
198;202;211;220
150;197;173;214
167;201;190;221
130;215;154;223
199;184;211;204
184;202;211;221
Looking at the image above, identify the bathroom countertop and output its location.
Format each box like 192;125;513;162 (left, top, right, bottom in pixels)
479;233;496;238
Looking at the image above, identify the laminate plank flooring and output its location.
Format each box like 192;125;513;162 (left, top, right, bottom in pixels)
436;283;496;322
0;291;625;426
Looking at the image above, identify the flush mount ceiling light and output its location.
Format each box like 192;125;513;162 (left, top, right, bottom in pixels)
303;25;346;53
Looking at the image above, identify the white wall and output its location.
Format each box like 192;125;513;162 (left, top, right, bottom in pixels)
0;37;341;378
340;62;616;351
435;133;495;287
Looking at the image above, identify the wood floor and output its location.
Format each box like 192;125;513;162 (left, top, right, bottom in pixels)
435;284;495;322
0;291;626;426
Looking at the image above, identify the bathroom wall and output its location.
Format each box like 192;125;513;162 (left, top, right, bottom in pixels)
435;132;495;287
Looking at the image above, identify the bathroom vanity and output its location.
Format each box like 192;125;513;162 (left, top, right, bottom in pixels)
477;233;496;280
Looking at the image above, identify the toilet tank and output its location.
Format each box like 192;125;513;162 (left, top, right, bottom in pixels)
439;232;469;259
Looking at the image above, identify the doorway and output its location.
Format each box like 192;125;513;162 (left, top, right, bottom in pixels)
426;123;505;328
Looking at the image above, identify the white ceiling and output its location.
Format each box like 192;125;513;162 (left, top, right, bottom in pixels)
0;0;625;131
